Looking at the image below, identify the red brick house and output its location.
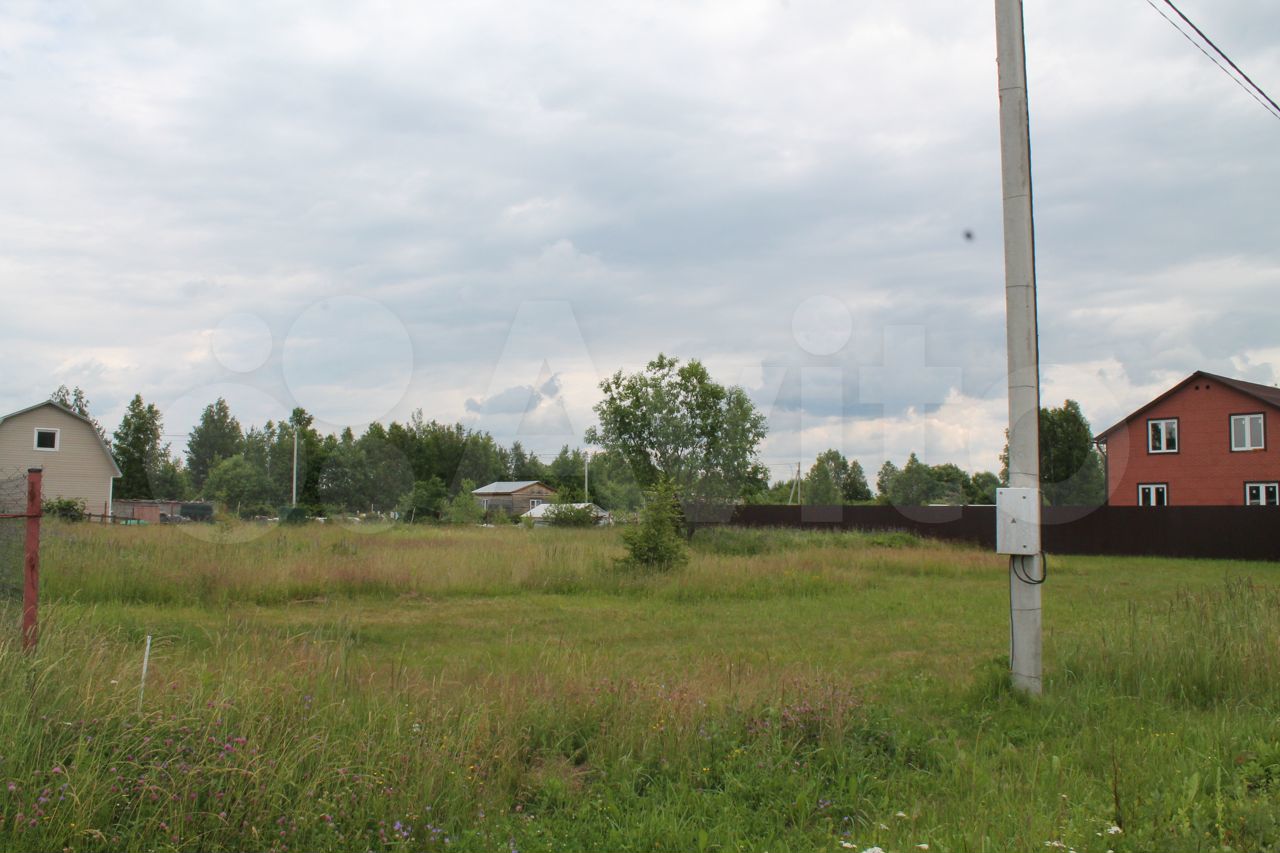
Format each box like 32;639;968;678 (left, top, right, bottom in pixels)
1095;371;1280;506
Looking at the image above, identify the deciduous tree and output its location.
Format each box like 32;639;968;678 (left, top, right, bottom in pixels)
586;354;767;531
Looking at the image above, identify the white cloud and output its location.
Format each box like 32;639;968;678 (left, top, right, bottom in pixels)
0;0;1275;473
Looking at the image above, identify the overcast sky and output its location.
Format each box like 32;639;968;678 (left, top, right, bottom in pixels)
2;0;1277;481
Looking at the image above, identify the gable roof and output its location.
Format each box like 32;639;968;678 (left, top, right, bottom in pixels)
471;480;554;495
0;401;122;477
1096;371;1280;441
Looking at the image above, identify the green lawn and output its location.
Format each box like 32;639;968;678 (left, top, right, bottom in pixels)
0;522;1276;851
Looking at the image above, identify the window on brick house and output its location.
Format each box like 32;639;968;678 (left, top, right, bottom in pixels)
1230;413;1265;451
1147;419;1178;453
1137;483;1168;506
1245;482;1278;506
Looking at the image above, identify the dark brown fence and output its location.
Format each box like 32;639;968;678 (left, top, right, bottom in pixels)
719;504;1280;562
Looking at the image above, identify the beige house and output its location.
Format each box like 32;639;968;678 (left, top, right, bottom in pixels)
0;402;121;516
471;481;556;515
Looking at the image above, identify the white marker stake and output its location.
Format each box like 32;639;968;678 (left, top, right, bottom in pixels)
139;634;152;713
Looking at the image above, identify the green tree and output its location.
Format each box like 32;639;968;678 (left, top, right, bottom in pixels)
318;428;368;513
586;354;767;532
357;424;414;513
50;385;108;445
397;477;449;522
441;479;486;524
151;455;190;500
1000;399;1106;506
1040;400;1105;505
875;460;899;499
803;449;873;505
619;478;688;571
883;453;942;506
205;454;272;515
112;394;166;500
968;471;1001;504
186;398;244;492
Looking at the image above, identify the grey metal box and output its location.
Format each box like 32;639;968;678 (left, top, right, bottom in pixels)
995;487;1040;555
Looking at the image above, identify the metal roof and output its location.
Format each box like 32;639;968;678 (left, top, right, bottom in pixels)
471;480;552;494
522;502;607;518
0;400;122;477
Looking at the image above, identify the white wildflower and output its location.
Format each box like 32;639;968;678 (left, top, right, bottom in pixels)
895;811;908;818
1106;825;1122;835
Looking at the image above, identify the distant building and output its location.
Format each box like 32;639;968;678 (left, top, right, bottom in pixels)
0;401;121;516
471;481;556;515
522;502;612;526
1095;371;1280;506
113;499;214;524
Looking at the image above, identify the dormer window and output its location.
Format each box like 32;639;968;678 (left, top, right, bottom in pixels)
1148;418;1178;453
34;428;59;451
1230;413;1265;451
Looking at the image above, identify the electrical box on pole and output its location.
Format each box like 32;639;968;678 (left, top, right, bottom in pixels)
995;487;1040;555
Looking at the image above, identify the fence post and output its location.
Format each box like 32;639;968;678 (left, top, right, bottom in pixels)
23;467;42;652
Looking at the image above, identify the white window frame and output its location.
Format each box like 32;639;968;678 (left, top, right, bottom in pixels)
1147;418;1178;454
1244;482;1279;506
1230;413;1265;452
33;428;60;451
528;499;544;508
1137;483;1168;506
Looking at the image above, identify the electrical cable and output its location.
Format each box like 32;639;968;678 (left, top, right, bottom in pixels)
1011;552;1047;586
1142;0;1280;122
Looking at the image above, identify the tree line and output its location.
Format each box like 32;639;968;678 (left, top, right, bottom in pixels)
48;362;1104;520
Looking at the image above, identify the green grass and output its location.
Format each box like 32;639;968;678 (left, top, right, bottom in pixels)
0;521;1277;851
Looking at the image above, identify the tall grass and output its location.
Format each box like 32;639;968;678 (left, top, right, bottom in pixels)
1061;576;1280;707
3;522;1278;850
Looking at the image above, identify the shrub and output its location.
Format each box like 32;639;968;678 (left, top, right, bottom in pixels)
544;502;599;528
619;479;687;571
42;497;86;522
442;480;485;525
279;506;309;525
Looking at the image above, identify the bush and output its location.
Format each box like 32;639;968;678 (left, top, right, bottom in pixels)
278;506;309;525
619;479;687;572
442;480;485;525
42;497;86;522
544;502;599;528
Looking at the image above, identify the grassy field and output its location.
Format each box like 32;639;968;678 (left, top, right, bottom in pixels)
0;521;1277;852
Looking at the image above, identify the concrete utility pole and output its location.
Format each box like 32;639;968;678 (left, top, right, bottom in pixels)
291;428;299;508
584;451;590;502
994;0;1044;694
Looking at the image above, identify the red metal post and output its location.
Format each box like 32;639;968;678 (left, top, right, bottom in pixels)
23;467;42;652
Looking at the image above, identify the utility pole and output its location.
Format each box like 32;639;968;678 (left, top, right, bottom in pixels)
291;426;299;508
583;451;590;503
994;0;1044;695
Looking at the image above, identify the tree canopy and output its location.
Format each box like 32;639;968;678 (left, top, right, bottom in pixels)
112;394;167;500
186;398;243;491
802;449;872;504
1000;399;1105;506
585;354;768;526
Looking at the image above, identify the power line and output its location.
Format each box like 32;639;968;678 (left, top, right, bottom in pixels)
1143;0;1280;121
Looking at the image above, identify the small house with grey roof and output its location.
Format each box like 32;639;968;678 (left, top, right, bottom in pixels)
471;480;556;516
